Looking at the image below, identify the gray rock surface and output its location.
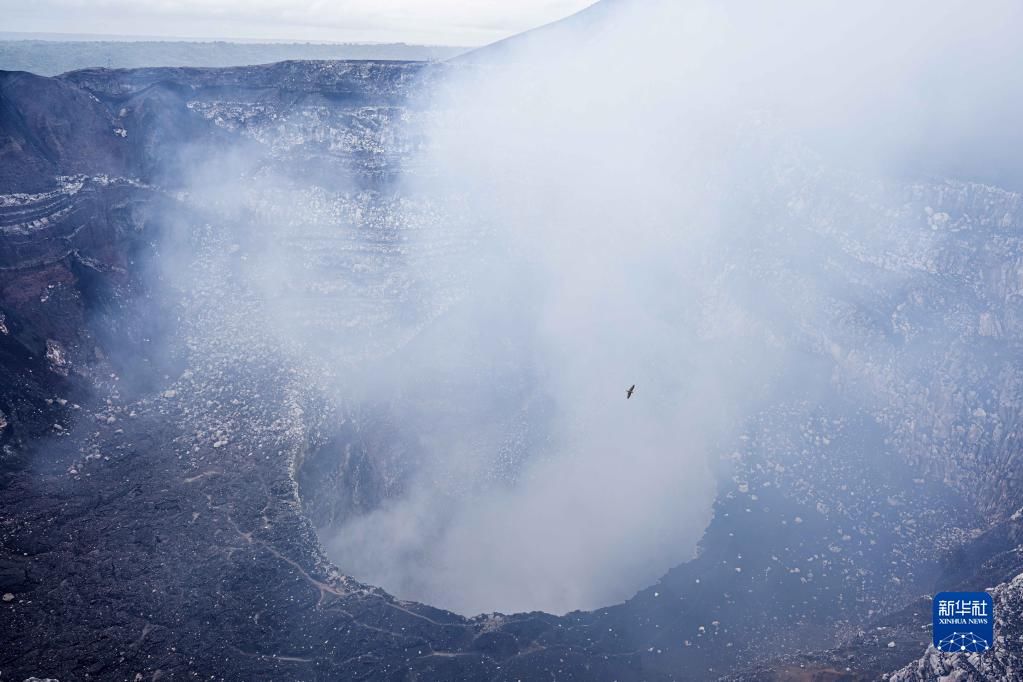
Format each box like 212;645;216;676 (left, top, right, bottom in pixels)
0;43;1021;682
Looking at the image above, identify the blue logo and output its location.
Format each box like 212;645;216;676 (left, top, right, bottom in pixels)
933;592;994;653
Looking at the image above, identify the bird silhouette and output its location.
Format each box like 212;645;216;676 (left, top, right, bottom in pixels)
626;384;635;399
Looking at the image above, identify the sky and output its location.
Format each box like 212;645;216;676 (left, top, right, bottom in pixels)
0;0;598;46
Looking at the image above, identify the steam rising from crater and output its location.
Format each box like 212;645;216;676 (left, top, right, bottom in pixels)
170;0;1023;616
314;0;1023;616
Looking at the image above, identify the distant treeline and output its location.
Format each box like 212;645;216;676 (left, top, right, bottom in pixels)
0;40;469;75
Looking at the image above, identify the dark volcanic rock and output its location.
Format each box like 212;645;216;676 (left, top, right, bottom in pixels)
1;52;1022;682
0;71;128;192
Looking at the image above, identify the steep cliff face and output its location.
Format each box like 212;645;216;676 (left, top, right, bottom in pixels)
0;62;513;681
0;60;427;451
0;71;128;192
0;177;176;449
742;158;1023;520
1;56;1022;681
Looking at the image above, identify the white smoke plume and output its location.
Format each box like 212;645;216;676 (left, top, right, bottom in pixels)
167;0;1023;616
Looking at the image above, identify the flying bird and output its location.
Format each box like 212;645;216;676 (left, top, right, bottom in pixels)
626;384;635;399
